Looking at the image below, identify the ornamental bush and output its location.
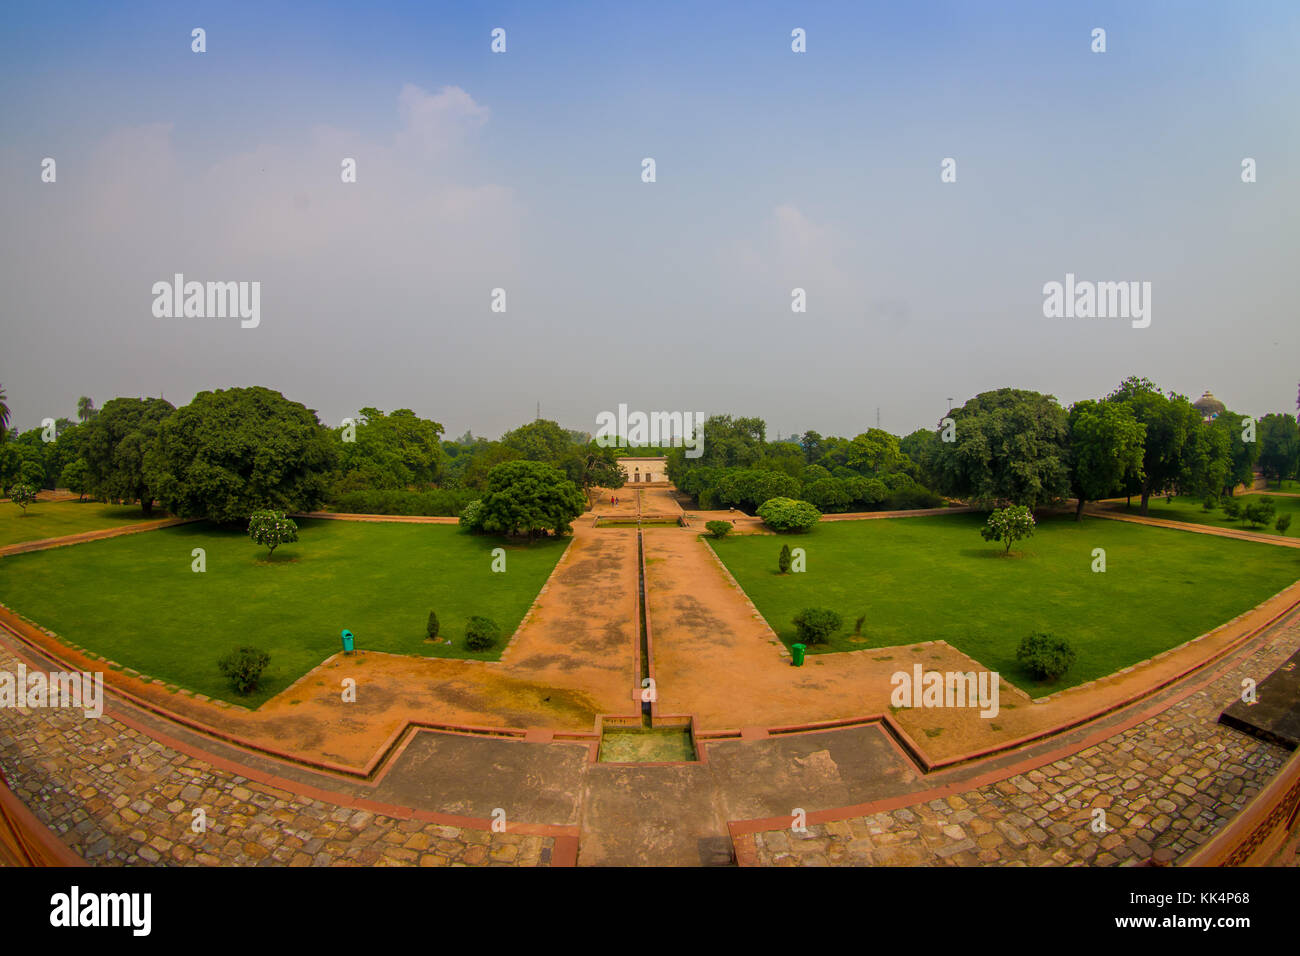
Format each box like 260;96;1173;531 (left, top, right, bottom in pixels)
1015;633;1076;682
705;520;731;539
217;646;270;695
980;504;1036;553
757;497;821;533
8;483;37;514
465;615;500;651
1277;513;1293;534
792;607;842;645
778;543;792;574
426;610;440;640
1244;498;1277;529
248;510;299;557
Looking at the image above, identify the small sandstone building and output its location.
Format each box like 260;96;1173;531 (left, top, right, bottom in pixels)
618;456;668;484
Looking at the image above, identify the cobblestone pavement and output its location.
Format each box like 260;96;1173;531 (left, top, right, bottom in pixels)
0;649;553;867
752;616;1300;866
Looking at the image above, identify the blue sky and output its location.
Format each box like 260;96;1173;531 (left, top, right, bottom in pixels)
2;1;1297;438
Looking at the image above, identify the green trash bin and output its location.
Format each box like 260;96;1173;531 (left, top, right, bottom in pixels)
791;643;806;667
341;629;354;654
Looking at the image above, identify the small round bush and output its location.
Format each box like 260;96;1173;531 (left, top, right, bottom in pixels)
426;610;440;640
1277;513;1292;534
465;616;500;651
1015;633;1076;682
217;646;270;695
1201;495;1218;512
792;607;842;645
705;520;732;539
757;497;821;533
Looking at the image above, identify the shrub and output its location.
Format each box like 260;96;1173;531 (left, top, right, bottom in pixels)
854;613;866;637
1015;633;1076;682
792;607;842;645
465;615;500;651
8;483;37;514
705;520;732;539
1221;498;1241;521
459;498;485;531
980;505;1036;553
1244;498;1277;529
778;543;792;573
1277;513;1293;534
248;510;299;557
1201;495;1218;512
217;646;270;695
426;610;440;640
757;497;821;533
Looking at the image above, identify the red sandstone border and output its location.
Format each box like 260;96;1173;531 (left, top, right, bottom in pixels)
0;767;85;867
0;516;200;557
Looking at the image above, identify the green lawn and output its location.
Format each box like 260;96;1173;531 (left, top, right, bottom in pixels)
709;513;1300;692
0;500;160;547
0;519;570;706
1126;494;1300;538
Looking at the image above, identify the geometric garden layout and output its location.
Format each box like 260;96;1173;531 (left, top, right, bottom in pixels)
2;6;1299;924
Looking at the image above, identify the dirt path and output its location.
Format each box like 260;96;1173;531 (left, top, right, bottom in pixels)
0;516;199;558
1086;504;1300;547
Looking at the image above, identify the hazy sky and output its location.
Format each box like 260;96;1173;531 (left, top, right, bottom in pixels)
2;1;1297;440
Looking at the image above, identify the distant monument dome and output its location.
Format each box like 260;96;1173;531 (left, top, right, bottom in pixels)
1193;390;1226;421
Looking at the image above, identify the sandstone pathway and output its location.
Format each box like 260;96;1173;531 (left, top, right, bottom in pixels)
0;646;556;867
744;612;1300;866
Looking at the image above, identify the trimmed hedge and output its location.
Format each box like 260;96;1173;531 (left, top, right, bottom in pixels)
330;488;477;517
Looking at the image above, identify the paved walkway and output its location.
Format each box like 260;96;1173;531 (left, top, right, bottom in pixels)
742;612;1299;866
0;516;197;557
1087;504;1300;548
0;646;557;867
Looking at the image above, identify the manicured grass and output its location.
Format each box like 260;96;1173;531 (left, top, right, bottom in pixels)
0;500;159;548
709;513;1300;692
1125;494;1300;538
0;519;569;706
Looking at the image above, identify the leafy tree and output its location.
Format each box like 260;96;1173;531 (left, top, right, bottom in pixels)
803;476;852;513
459;498;485;531
929;389;1071;509
19;459;44;489
59;459;91;500
705;520;731;539
799;430;824;464
8;482;37;513
248;510;299;558
146;387;336;523
792;608;842;645
76;396;98;424
0;384;9;439
1258;413;1300;485
478;460;585;537
577;447;627;506
1212;411;1260;496
1106;377;1205;514
1221;498;1242;522
980;504;1036;553
1067;400;1145;519
82;396;175;514
757;497;821;533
